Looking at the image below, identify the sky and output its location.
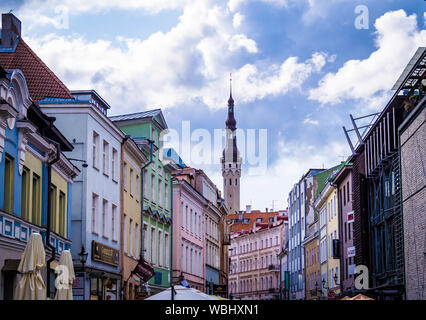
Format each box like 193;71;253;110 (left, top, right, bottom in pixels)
1;0;424;211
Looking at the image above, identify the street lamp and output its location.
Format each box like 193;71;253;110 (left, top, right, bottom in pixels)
78;245;88;300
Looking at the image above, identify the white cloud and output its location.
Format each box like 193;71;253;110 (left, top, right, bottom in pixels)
8;0;190;30
24;0;328;113
233;12;244;28
303;117;319;125
309;10;426;108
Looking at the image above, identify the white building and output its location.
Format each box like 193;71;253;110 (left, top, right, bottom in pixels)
40;90;125;300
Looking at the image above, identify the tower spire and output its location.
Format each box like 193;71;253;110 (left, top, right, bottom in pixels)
228;72;234;106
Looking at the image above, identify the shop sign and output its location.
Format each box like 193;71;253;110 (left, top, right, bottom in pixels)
347;246;355;258
347;211;354;223
92;241;119;266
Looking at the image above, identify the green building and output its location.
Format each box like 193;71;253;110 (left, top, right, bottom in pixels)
110;109;172;294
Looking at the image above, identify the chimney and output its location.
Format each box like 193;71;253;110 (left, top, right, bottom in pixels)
265;208;268;212
246;205;251;213
1;13;21;48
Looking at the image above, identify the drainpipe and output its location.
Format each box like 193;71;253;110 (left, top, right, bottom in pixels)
44;136;61;299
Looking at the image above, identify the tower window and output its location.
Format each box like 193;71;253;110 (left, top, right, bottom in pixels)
235;179;237;185
229;179;232;185
229;164;231;168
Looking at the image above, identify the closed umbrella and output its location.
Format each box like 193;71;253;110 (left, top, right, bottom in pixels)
54;250;75;300
14;233;46;300
146;285;220;300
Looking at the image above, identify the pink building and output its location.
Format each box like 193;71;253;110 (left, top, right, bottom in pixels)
172;167;206;291
229;213;287;300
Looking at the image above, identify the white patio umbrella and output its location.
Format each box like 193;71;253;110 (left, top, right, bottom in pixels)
54;250;75;300
14;233;46;300
145;285;220;300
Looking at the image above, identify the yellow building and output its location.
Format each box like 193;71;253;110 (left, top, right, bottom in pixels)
120;136;148;300
303;220;320;300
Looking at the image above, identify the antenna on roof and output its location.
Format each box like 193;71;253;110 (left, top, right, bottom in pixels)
9;9;13;13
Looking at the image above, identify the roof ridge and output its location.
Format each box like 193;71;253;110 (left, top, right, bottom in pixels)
18;37;72;99
109;108;162;118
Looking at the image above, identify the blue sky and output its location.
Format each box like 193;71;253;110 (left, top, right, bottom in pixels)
2;0;424;211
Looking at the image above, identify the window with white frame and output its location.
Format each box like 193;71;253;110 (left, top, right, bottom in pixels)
151;227;156;264
112;204;118;241
158;179;162;206
130;168;134;197
136;174;140;201
112;148;117;181
124;214;128;253
92;193;99;234
135;223;139;256
103;140;109;175
158;230;163;266
92;132;99;169
102;199;108;238
129;218;133;256
165;182;168;210
143;169;148;199
165;233;169;267
123;162;128;191
151;174;155;201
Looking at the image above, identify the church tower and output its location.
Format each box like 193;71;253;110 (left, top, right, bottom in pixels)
221;75;241;213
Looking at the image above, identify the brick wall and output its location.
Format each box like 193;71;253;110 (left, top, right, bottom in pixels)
400;104;426;300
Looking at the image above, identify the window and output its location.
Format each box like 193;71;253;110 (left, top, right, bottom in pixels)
92;193;99;234
21;167;30;221
143;223;148;255
50;185;57;233
123;162;128;191
59;191;66;237
136;175;140;201
129;218;133;256
102;199;108;238
343;185;346;205
151;227;156;263
158;230;163;266
130;168;134;197
31;173;41;225
165;233;169;267
151;174;155;202
92;132;99;168
112;148;117;181
158;179;161;206
3;154;14;213
185;206;189;231
103;140;109;175
112;204;118;241
347;182;350;203
235;179;237;185
165;183;168;210
229;178;232;185
143;169;148;199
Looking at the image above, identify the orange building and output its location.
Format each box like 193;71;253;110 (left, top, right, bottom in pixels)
227;206;286;233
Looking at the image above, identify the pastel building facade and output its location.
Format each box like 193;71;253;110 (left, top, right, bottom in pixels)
121;137;147;299
332;164;355;293
40;90;124;300
0;60;78;299
110;110;172;295
229;217;285;300
172;167;206;292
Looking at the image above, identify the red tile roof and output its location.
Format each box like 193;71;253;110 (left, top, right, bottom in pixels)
227;210;287;233
0;37;73;101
